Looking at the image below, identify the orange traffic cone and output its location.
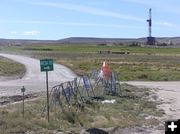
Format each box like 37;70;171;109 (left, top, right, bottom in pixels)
102;61;112;80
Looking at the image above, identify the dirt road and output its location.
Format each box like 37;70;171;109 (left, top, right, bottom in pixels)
0;53;76;97
126;81;180;133
0;53;179;133
127;81;180;119
0;53;179;119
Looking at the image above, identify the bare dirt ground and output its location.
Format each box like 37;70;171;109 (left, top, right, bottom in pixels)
127;81;180;119
126;81;180;133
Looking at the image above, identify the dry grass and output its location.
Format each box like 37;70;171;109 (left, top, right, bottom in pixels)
2;44;180;81
0;84;164;134
0;56;25;78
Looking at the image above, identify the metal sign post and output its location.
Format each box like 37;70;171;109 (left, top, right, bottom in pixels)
40;59;54;122
21;86;26;118
46;70;49;122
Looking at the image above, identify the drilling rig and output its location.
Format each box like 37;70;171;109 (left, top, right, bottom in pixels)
146;8;155;45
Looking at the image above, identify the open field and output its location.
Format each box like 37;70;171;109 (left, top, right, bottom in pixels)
0;53;164;133
1;44;180;81
0;45;179;133
0;84;164;134
2;44;180;54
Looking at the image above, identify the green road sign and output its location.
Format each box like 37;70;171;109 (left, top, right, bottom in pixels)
40;59;54;122
40;59;54;72
21;86;26;93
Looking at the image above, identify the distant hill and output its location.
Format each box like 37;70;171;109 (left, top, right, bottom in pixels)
1;37;180;46
57;37;146;44
0;39;58;46
58;37;180;46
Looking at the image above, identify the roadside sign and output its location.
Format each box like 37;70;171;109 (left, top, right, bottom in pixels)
21;86;26;93
40;58;54;122
21;86;26;118
40;59;54;72
82;75;91;90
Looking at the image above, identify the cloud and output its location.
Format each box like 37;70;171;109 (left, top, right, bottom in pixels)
24;30;40;36
61;22;146;29
0;20;145;29
122;0;150;5
155;22;173;27
32;2;144;22
123;0;180;14
10;31;17;34
2;19;178;30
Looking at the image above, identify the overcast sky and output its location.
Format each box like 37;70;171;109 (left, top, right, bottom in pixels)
0;0;180;40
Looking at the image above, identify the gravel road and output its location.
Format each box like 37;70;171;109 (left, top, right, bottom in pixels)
126;81;180;119
126;81;180;133
0;53;76;97
0;53;180;133
0;53;179;119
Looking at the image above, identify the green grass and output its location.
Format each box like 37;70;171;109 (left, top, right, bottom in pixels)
19;44;180;54
1;44;180;81
0;56;25;77
3;44;180;54
0;84;164;134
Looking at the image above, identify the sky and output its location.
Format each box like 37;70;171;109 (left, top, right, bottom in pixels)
0;0;180;40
